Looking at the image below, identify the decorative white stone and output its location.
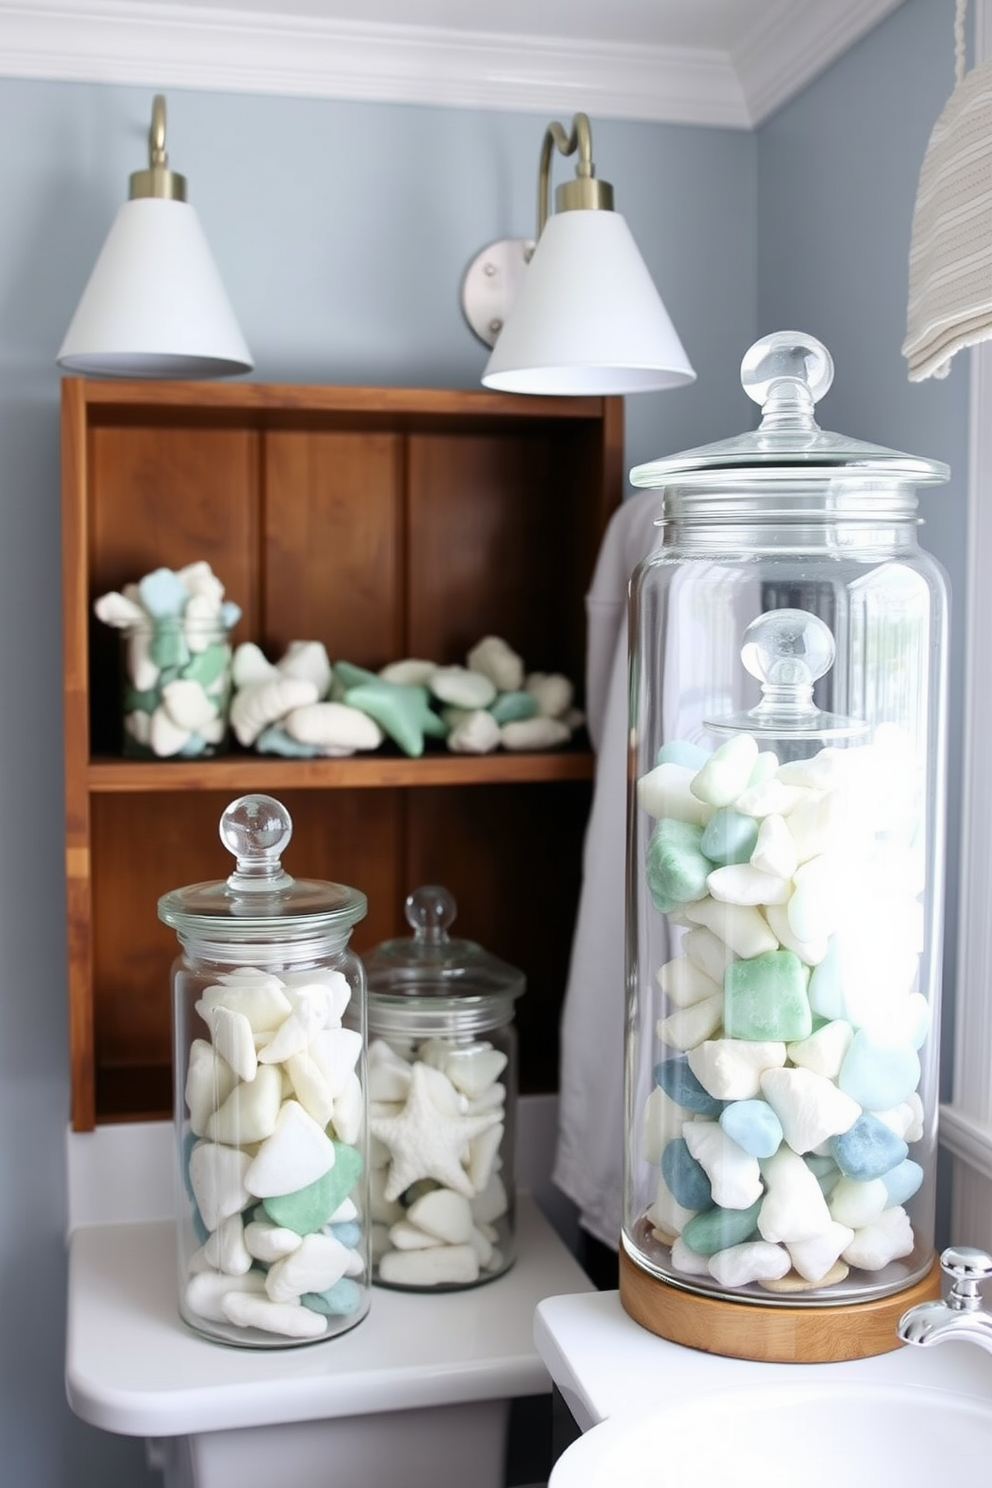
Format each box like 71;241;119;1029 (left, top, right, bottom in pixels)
244;1219;303;1263
232;641;280;688
244;1099;338;1198
276;639;333;697
388;1219;442;1250
378;1243;480;1287
467;1123;504;1193
207;1064;284;1145
828;1175;890;1229
203;1212;252;1275
683;1120;763;1210
221;1291;329;1338
379;657;437;687
750;813;798;880
690;735;759;808
759;1066;862;1154
708;1240;791;1289
367;1040;413;1102
446;708;501;754
656;992;724;1052
670;1235;712;1275
758;1145;832;1245
525;671;574;719
185;1038;237;1137
201;1005;258;1082
149;705;192;757
785;1220;855;1282
842;1206;915;1270
406;1188;475;1244
786;1020;854;1080
331;1071;364;1145
687;1039;787;1101
230;676;319;746
500;716;571;750
197;973;293;1033
683;898;778;959
734;779;810;819
186;1267;266;1323
284;700;384;753
646;1175;697;1239
265;1231;354;1302
93;589;146;628
764;899;829;966
467;635;524;693
682;926;736;984
430;665;497;710
188;1141;252;1232
445;1047;508;1099
161;678;219;732
637;762;711;825
789;854;845;942
658;956;722;1009
707;863;792;907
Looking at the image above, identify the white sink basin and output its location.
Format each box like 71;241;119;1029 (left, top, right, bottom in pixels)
549;1378;992;1487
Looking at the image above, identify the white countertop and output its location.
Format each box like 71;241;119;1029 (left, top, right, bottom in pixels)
66;1192;592;1438
535;1288;992;1436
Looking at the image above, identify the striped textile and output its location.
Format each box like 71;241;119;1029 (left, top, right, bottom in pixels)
904;3;992;380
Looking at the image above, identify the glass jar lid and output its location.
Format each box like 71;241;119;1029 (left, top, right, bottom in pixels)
630;330;950;488
157;793;367;943
365;885;525;1011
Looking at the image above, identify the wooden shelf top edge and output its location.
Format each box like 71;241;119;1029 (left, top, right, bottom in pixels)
86;749;595;792
63;376;613;422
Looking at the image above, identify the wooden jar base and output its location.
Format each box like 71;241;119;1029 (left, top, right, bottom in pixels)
619;1246;941;1363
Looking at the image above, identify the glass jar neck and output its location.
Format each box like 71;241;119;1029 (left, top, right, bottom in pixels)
657;479;923;554
368;994;516;1040
175;930;355;968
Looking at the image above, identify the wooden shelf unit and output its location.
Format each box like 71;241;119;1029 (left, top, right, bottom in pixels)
61;378;623;1131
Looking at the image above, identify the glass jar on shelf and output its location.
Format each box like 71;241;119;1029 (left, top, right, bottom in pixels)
158;793;369;1348
621;331;950;1361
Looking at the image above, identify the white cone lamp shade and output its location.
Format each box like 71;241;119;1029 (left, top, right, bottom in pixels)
57;96;252;379
482;208;694;395
58;197;253;377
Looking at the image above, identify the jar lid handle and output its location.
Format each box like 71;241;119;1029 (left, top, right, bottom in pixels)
740;330;834;430
405;884;457;944
220;794;294;893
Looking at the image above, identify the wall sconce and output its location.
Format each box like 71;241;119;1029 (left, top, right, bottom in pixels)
461;113;695;396
57;95;253;379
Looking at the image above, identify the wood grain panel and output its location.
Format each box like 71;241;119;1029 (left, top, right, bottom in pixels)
407;432;563;673
90;788;401;1110
404;781;591;1094
263;431;402;665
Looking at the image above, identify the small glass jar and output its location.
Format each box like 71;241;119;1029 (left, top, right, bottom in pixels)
121;614;234;758
365;885;523;1291
158;793;369;1347
621;333;950;1358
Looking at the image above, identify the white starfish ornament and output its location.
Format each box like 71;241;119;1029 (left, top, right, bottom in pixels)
370;1061;500;1201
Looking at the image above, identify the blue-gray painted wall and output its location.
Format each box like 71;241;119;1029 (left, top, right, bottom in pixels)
0;0;969;1480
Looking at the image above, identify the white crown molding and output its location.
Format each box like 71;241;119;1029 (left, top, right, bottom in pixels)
735;0;908;126
0;0;902;128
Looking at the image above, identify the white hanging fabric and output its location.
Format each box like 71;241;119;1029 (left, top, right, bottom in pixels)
552;489;663;1249
904;0;992;380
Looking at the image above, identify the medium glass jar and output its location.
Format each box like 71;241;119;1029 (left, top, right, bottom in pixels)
621;332;950;1359
158;793;369;1347
365;885;523;1291
121;614;234;759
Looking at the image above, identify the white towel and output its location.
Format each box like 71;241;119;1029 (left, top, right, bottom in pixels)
904;0;992;380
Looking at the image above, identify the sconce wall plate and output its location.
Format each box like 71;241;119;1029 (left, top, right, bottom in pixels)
462;237;535;349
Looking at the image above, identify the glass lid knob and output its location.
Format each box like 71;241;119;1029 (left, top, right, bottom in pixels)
742;608;834;724
220;793;294;892
405;883;457;944
740;330;834;430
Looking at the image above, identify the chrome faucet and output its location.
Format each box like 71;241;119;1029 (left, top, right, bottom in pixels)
898;1247;992;1354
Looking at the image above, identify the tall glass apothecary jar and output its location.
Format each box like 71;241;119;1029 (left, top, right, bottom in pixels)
158;793;370;1348
621;332;950;1362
